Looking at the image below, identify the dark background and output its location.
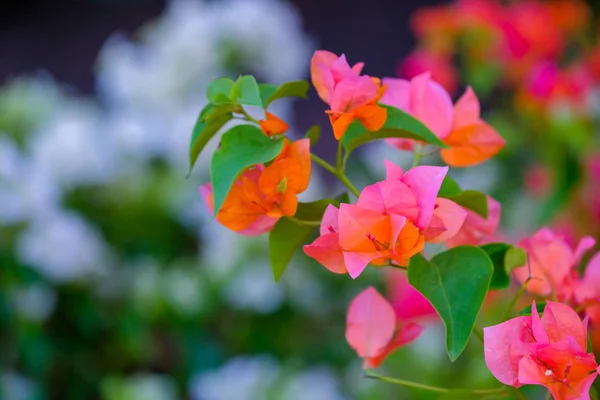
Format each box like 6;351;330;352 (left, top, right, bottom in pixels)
0;0;442;93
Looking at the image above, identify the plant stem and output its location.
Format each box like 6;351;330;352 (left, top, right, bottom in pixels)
310;153;360;197
412;144;424;167
337;172;360;197
336;139;343;171
365;372;507;396
310;154;337;175
240;109;261;125
501;278;531;322
286;216;321;227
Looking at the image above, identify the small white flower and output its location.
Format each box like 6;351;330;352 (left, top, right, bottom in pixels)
10;283;56;322
189;356;279;400
29;107;118;188
17;211;109;283
222;262;284;313
282;367;346;400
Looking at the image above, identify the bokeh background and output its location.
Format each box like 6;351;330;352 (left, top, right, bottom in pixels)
4;0;600;399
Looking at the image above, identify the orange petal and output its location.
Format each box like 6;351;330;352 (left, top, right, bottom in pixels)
259;112;289;136
217;184;265;232
285;139;311;193
259;158;304;195
440;122;505;167
354;104;387;132
266;190;298;218
327;111;355;140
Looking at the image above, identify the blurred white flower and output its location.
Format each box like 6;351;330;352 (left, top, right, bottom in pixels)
199;221;248;281
17;211;109;283
210;0;312;83
10;283;57;322
0;136;60;224
282;367;346;400
282;264;329;315
222;262;284;313
103;374;178;400
162;265;206;317
189;355;279;400
127;259;164;316
0;371;40;400
29;106;118;189
0;74;66;133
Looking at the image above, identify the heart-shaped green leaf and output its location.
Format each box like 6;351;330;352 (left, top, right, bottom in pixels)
207;77;235;104
210;125;284;215
505;246;527;274
341;105;447;156
445;190;488;218
259;84;278;108
438;175;462;197
408;247;493;361
231;75;262;107
189;111;232;173
304;125;321;146
480;243;513;289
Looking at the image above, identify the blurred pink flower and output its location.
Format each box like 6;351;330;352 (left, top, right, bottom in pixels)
485;301;599;399
346;287;423;368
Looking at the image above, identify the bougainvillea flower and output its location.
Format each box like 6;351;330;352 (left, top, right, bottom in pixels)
258;138;311;218
446;196;501;248
200;138;311;235
302;204;346;274
484;301;599;400
387;271;437;322
546;0;590;35
311;50;387;140
259;112;289;136
398;50;458;94
512;228;595;298
346;287;423;369
574;253;600;322
305;161;464;278
311;50;364;104
382;72;454;142
326;76;387;140
440;87;505;167
425;198;468;243
200;169;278;236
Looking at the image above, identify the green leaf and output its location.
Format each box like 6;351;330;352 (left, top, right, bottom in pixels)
189;112;232;173
231;75;262;107
269;197;341;281
505;246;527;274
480;243;512;289
259;84;278;108
408;247;493;361
518;302;546;316
265;81;310;108
210;125;285;215
200;103;237;121
438;175;462;197
446;190;488;218
304;125;321;146
341;105;448;155
207;77;235;104
294;195;346;221
269;218;314;282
